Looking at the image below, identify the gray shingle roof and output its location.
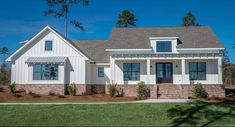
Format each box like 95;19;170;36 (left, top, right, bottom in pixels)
73;40;110;63
73;26;224;63
25;57;67;64
108;26;224;49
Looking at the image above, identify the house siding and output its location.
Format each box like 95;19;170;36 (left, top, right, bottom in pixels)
11;30;86;85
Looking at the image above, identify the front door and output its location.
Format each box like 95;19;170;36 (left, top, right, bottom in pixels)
156;63;173;84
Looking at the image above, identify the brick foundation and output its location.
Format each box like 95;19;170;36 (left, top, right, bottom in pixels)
16;84;65;95
157;84;225;99
16;84;225;99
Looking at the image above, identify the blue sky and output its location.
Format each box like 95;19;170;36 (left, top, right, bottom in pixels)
0;0;234;63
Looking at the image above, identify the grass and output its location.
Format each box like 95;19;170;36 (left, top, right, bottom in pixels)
0;100;102;103
0;102;235;126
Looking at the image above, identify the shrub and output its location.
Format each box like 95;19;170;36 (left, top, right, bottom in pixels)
192;83;208;98
137;81;148;100
108;83;117;97
8;82;16;94
67;83;76;96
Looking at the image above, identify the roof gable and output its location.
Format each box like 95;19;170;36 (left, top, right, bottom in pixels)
6;26;90;62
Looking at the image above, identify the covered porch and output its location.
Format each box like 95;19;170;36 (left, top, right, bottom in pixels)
110;53;223;85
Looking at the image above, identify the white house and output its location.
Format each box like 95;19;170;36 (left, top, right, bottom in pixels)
6;26;225;98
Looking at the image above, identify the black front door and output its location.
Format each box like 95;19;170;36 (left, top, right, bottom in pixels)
156;63;173;84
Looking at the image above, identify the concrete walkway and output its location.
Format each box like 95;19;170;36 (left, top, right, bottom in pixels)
0;99;192;105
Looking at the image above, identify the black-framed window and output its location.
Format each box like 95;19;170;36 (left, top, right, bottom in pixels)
123;63;140;81
98;67;104;77
45;41;53;51
156;41;172;52
189;62;206;80
33;64;58;80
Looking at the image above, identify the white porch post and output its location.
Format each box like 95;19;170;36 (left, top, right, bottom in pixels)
110;56;115;84
218;57;223;84
146;59;150;84
181;59;186;84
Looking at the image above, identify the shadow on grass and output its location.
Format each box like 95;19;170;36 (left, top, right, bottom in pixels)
167;101;235;127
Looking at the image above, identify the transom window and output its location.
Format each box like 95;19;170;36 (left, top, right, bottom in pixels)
123;63;140;81
189;62;206;80
156;41;172;52
98;67;104;77
33;64;58;80
45;41;53;51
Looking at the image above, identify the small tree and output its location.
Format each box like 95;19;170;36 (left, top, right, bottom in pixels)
182;12;200;26
137;81;148;100
8;82;16;94
108;83;117;97
116;10;137;28
67;83;76;96
192;83;207;98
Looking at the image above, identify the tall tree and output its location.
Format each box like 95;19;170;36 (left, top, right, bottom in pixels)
116;10;137;28
182;12;199;26
44;0;89;37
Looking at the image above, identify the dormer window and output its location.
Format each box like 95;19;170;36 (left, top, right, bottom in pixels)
45;41;53;51
156;41;172;52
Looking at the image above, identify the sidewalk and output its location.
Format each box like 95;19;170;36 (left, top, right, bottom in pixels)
0;99;191;105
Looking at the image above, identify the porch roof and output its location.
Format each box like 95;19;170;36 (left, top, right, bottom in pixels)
112;53;223;59
25;57;67;64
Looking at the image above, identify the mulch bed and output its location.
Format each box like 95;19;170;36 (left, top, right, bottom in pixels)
0;86;136;102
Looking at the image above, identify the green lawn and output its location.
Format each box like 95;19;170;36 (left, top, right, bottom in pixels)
0;102;235;126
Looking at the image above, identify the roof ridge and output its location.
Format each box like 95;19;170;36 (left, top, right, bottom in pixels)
112;26;210;29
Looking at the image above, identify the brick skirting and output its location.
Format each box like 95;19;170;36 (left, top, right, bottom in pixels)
16;84;65;95
16;84;225;99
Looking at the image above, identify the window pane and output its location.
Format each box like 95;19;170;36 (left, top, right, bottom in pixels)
45;41;52;51
42;64;50;80
123;63;140;81
156;41;172;52
189;72;197;80
50;64;58;80
198;62;206;72
33;64;41;80
165;64;172;78
189;62;206;80
157;64;163;78
33;64;58;80
98;67;104;77
198;72;206;80
189;62;197;72
33;73;41;80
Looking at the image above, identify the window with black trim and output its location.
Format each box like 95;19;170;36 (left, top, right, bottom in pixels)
123;63;140;81
45;41;52;51
98;67;104;77
33;64;58;80
189;62;206;80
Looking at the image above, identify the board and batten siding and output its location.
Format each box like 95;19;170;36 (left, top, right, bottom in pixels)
11;30;86;84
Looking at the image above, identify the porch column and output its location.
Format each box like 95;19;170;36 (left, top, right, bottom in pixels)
146;59;150;84
218;57;223;84
110;56;115;84
181;59;186;84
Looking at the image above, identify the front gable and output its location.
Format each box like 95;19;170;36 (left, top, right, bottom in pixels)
7;26;89;62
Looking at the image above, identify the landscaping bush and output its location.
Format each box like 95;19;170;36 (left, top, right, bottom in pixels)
8;82;16;94
137;81;148;100
108;83;117;97
67;83;76;96
192;83;208;98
